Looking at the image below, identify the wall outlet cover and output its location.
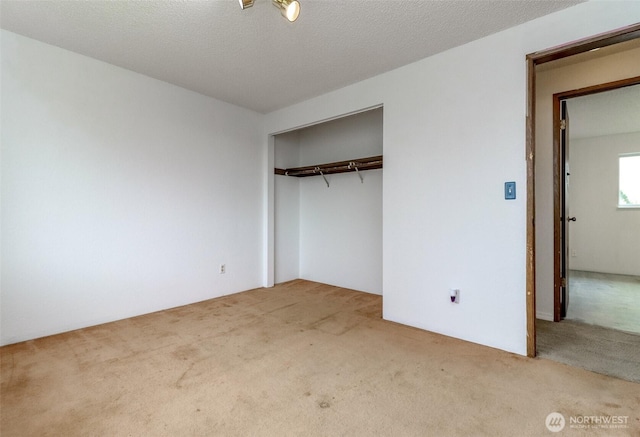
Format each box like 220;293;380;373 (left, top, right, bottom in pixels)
505;181;516;200
450;289;460;304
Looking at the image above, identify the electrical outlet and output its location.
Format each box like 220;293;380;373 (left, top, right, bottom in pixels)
571;249;576;257
219;264;226;274
450;289;460;304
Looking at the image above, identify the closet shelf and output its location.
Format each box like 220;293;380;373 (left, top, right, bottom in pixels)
274;155;383;177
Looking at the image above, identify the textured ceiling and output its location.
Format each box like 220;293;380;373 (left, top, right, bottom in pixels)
569;83;640;140
1;0;582;113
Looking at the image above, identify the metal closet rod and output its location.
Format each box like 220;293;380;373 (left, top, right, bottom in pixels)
274;155;383;178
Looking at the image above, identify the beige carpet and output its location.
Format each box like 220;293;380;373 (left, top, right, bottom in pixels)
2;280;639;436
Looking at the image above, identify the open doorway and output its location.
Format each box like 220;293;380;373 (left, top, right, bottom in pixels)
525;23;640;381
559;84;640;334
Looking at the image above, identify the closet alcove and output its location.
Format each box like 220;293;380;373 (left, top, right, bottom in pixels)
274;107;383;294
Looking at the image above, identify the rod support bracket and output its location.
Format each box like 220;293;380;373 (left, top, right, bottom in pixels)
349;162;364;183
315;167;329;187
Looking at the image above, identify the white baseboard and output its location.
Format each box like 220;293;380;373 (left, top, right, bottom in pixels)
536;311;553;321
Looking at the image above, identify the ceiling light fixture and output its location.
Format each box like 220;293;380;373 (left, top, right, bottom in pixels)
272;0;300;22
238;0;300;23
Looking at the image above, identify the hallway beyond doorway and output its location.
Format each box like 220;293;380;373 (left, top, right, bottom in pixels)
537;319;640;382
567;270;640;334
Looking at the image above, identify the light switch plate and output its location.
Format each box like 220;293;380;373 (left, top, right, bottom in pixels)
505;181;516;200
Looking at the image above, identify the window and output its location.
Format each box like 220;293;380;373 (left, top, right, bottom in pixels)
619;154;640;207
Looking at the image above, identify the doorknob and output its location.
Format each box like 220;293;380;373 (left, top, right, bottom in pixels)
568;217;576;222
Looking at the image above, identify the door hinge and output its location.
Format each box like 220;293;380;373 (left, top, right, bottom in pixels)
560;119;567;130
561;277;567;287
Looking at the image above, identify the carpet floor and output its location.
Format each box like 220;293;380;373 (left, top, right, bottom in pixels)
2;280;639;436
567;270;640;334
536;319;640;383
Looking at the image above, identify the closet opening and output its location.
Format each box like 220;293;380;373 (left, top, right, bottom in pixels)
273;107;383;296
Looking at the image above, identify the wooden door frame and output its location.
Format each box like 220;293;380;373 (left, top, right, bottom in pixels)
552;76;640;322
525;23;640;357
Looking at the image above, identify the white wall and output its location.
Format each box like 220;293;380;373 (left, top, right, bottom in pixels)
569;132;640;276
297;109;383;166
1;30;264;345
274;132;300;283
264;2;640;355
534;47;640;321
274;109;383;294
